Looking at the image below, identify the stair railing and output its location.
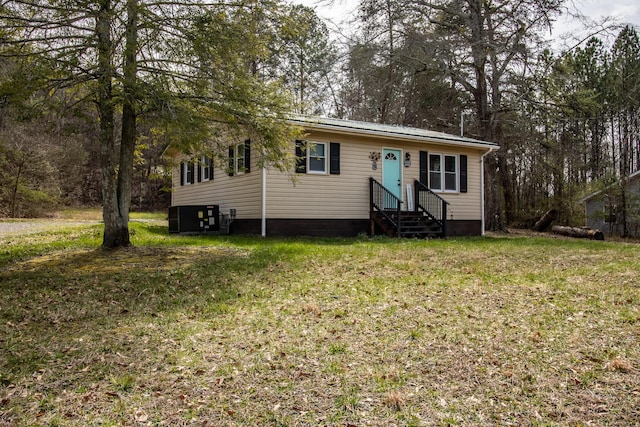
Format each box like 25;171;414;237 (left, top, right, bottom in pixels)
414;180;448;237
370;177;402;236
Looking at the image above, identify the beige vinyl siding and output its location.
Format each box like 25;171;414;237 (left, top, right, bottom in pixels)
266;136;376;219
169;129;487;221
171;156;262;219
265;130;485;220
435;149;482;221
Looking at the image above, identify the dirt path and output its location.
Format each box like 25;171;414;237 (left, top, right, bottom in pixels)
0;220;100;238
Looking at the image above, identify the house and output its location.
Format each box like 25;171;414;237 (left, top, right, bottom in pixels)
168;116;498;237
578;170;640;237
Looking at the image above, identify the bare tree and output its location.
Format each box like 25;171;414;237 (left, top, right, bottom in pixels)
2;0;300;247
347;0;564;228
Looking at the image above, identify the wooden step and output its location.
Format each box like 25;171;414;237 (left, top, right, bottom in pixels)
371;210;444;238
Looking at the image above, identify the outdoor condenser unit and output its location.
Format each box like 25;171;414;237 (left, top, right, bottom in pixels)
168;205;219;233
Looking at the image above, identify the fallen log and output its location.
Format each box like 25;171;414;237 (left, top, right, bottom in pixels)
533;209;558;232
551;225;604;241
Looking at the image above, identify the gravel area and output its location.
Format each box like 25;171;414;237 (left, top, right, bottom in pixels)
0;220;99;237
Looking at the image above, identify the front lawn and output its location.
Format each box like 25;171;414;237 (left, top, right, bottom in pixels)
1;223;638;426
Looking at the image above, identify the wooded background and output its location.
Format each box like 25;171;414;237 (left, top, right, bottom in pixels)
2;0;639;235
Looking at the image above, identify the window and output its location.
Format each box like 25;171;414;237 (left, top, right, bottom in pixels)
234;143;245;175
429;154;457;192
182;160;195;185
181;157;213;185
444;155;457;191
200;156;213;182
429;154;441;191
228;140;251;176
308;142;327;174
296;140;340;175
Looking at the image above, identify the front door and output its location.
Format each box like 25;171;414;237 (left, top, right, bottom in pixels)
382;148;402;207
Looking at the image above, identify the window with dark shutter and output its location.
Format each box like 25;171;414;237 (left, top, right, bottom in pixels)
295;140;306;173
419;151;428;186
187;161;195;184
200;156;213;182
180;162;185;186
459;154;468;193
244;139;251;173
294;140;339;175
329;142;340;175
229;141;251;176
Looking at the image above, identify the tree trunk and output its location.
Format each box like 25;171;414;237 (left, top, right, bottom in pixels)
483;153;501;231
96;0;122;248
533;209;558;232
551;225;605;241
102;0;138;248
10;161;24;217
466;0;505;232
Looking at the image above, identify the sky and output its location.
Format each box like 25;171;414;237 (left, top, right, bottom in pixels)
576;0;640;26
552;0;640;47
294;0;640;49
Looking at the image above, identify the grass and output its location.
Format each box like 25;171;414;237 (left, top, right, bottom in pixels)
52;207;167;221
1;222;639;426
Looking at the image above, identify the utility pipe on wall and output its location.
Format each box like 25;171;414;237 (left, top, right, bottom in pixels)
261;160;267;237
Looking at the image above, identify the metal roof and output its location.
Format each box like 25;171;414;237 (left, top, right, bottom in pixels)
288;115;499;150
578;169;640;203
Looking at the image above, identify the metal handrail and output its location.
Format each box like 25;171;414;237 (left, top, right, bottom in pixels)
414;180;448;236
370;177;402;236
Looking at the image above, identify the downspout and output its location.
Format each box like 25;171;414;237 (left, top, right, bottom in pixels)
261;156;267;237
261;165;267;237
480;147;496;236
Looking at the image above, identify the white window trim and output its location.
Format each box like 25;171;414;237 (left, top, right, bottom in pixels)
429;153;459;193
184;160;194;185
200;156;211;182
307;141;327;175
234;143;245;175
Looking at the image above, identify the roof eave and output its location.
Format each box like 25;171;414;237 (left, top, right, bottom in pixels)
288;118;498;151
578;169;640;203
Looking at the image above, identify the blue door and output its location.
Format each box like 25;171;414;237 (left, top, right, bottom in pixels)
382;148;402;208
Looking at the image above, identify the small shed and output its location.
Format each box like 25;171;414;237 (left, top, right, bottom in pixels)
578;170;640;237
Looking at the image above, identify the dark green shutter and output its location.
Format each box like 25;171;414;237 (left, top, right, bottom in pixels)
180;162;185;186
419;151;428;186
197;158;202;182
228;147;234;176
329;142;340;175
295;140;306;173
188;161;195;184
208;157;214;181
244;139;251;173
459;154;467;193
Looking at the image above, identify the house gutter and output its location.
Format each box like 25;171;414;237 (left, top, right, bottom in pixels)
290;120;498;151
481;146;498;236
